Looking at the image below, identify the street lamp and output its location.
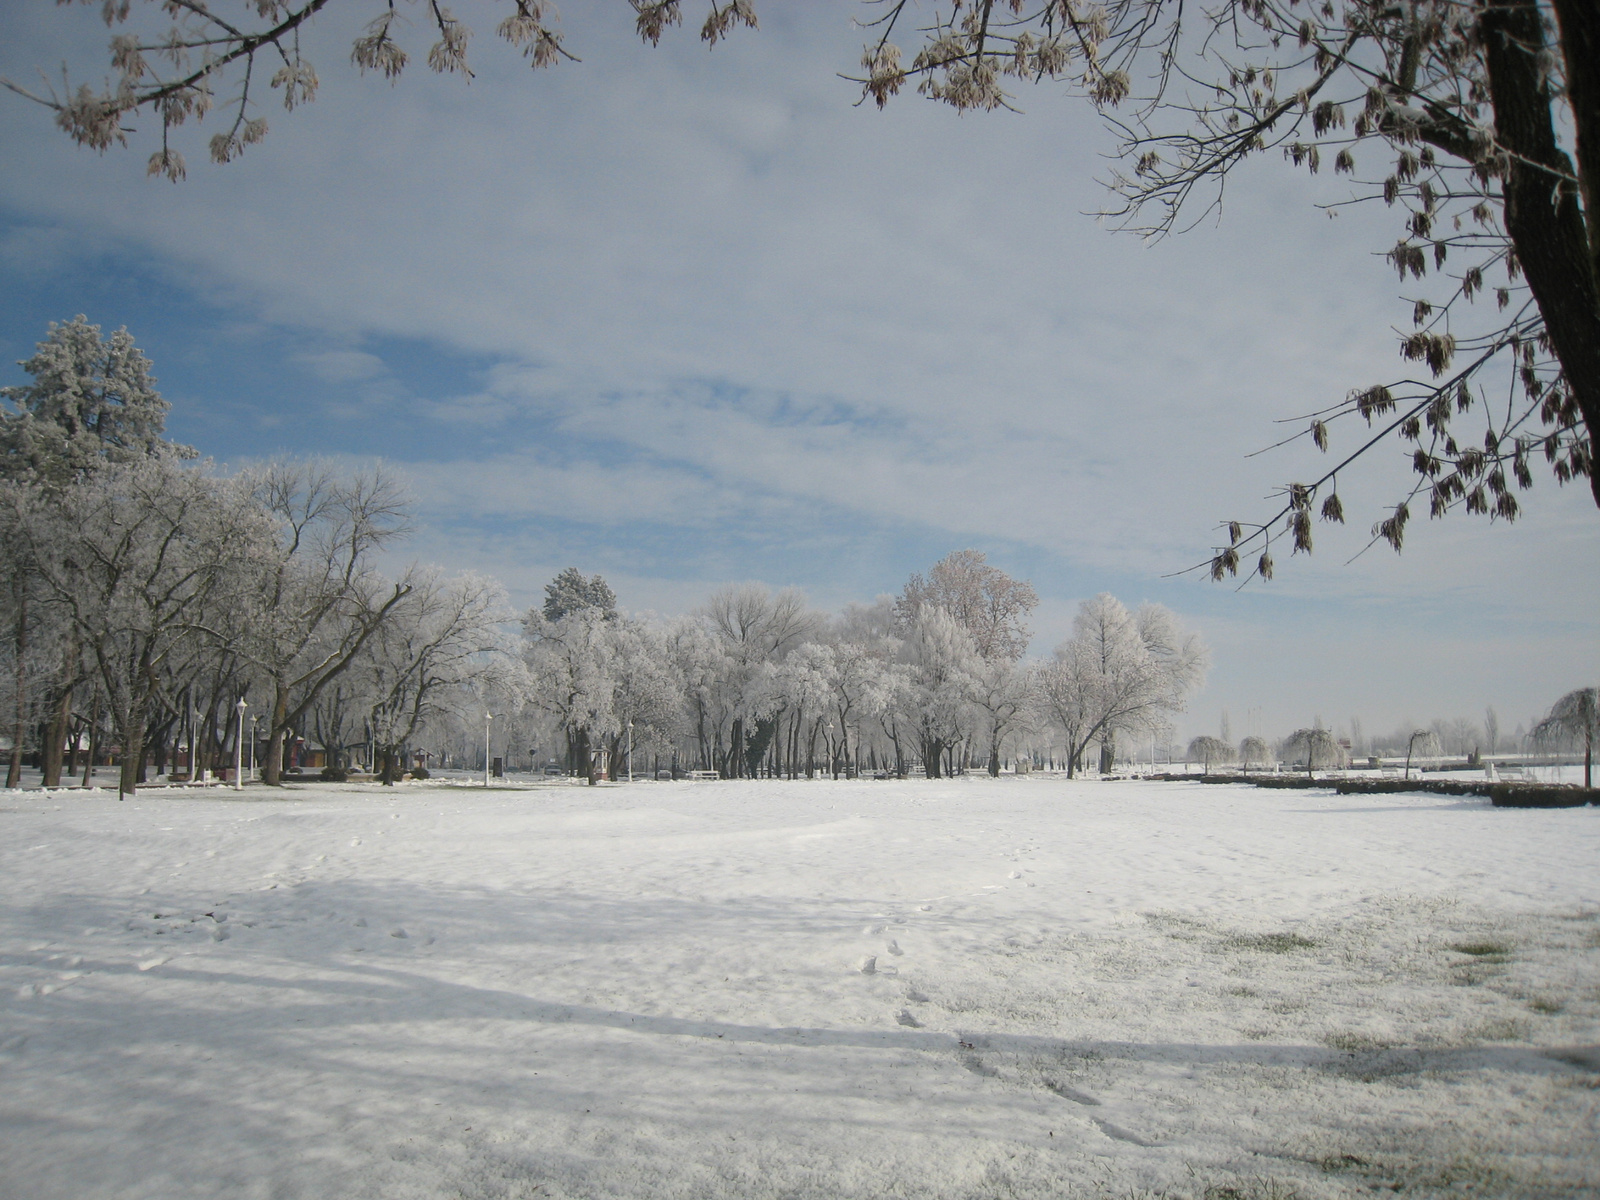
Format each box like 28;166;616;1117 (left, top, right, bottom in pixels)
248;715;258;780
234;698;247;791
626;720;633;783
484;711;493;787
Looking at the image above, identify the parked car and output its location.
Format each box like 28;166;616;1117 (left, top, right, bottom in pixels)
542;764;563;776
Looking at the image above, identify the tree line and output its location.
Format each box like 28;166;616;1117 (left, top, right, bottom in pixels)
1;318;1212;792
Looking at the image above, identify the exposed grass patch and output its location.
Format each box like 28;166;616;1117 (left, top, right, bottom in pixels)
1222;984;1258;997
1324;1031;1394;1053
1450;938;1511;958
1316;1153;1368;1174
1527;994;1565;1015
1468;1016;1532;1042
1200;1181;1302;1200
1223;932;1317;954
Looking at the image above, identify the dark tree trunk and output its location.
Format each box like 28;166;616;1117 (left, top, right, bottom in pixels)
745;716;777;779
264;687;289;786
1483;0;1600;507
7;580;26;789
82;688;101;786
42;677;73;788
1099;732;1116;775
380;744;401;785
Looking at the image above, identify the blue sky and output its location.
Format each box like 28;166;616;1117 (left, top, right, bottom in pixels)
2;1;1596;743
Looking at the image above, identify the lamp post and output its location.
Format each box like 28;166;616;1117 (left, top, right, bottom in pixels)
248;715;258;780
626;720;633;783
234;698;247;791
484;711;493;788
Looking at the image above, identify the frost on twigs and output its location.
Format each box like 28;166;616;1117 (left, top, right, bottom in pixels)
12;0;577;172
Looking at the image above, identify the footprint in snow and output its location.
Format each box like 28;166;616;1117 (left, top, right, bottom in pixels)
1091;1117;1159;1147
886;939;904;956
1044;1081;1102;1106
857;955;877;975
349;838;361;847
895;1009;921;1027
390;927;408;939
864;923;887;935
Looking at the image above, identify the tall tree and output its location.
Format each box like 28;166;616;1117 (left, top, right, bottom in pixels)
895;605;982;778
542;568;619;623
360;570;511;784
1;316;190;484
699;584;816;777
13;456;272;795
245;461;411;785
896;550;1038;662
1041;594;1207;776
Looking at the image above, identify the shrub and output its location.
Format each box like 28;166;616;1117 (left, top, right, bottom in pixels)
411;765;430;780
319;765;349;782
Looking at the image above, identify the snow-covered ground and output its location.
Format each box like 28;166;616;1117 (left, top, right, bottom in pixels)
2;776;1596;1199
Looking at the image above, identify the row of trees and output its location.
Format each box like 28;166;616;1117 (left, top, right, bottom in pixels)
10;319;1589;795
0;320;1211;791
1;318;509;794
1186;692;1599;783
520;554;1208;785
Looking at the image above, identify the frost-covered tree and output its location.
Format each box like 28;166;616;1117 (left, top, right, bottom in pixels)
895;606;982;778
1284;726;1346;778
771;641;836;778
244;461;412;785
1186;735;1234;774
1;317;195;784
1532;687;1597;788
601;618;686;779
1404;727;1442;778
896;550;1038;662
12;455;273;795
524;606;622;784
542;567;618;623
1238;734;1270;774
1;316;190;485
699;583;817;777
973;657;1039;777
1040;594;1207;777
359;570;511;784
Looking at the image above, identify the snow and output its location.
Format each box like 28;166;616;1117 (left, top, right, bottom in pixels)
1;775;1596;1199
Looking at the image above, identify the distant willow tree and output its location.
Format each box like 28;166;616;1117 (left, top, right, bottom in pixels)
1186;736;1233;775
1404;728;1442;780
1283;727;1344;779
1238;735;1270;775
10;3;1597;577
1532;687;1598;789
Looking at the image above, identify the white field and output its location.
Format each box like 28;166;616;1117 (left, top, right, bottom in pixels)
1;775;1597;1200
